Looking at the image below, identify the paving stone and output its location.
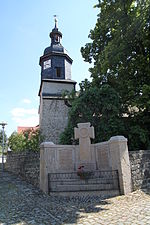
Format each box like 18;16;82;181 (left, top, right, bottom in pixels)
0;170;150;224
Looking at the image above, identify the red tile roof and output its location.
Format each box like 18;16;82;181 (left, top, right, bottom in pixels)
17;125;39;134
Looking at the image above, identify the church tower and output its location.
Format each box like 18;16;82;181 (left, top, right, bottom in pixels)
39;17;76;143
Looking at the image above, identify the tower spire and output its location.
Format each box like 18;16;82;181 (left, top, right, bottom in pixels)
54;15;58;28
50;15;62;45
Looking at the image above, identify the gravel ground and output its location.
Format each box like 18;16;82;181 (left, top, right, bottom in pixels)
0;170;150;225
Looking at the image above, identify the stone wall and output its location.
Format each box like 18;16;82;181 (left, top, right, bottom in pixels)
5;149;150;192
129;150;150;190
39;79;76;144
5;152;40;188
39;98;69;144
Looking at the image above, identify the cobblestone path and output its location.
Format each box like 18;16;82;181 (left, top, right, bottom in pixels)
0;170;150;225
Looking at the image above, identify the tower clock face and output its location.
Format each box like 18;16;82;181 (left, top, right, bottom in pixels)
43;59;51;70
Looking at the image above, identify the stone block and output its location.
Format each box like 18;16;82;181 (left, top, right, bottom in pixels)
94;142;111;170
109;136;132;195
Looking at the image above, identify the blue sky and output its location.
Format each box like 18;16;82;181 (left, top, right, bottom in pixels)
0;0;98;137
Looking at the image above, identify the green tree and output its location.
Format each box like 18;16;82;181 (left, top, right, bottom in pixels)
23;129;43;151
0;130;7;153
60;85;124;144
81;1;150;107
8;131;25;152
80;0;150;150
8;129;43;152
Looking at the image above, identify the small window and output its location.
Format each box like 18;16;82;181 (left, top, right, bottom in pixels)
56;67;61;77
55;35;59;42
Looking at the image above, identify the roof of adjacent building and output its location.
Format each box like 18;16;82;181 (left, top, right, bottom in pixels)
17;125;39;134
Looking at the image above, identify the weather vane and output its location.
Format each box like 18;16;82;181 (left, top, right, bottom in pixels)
53;15;58;28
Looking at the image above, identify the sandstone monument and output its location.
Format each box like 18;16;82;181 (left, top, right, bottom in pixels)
40;122;132;196
75;122;95;163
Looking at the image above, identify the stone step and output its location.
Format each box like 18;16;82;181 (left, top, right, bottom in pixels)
49;172;118;180
49;176;110;180
49;178;116;186
48;171;120;195
49;183;118;192
49;190;120;198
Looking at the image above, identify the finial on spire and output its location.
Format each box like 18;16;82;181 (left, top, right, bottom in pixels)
53;15;58;28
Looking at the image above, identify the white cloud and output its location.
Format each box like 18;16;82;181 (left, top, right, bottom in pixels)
12;116;39;127
11;108;37;117
22;99;31;104
11;107;39;127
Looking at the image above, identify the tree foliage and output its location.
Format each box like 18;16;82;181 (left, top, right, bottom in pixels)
80;0;150;150
0;130;7;152
61;0;150;150
81;0;150;109
8;129;43;152
60;85;124;144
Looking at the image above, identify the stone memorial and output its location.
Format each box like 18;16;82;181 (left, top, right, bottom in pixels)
74;122;95;170
40;122;132;195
